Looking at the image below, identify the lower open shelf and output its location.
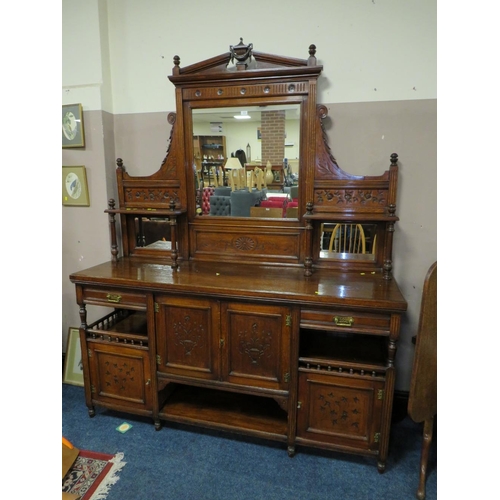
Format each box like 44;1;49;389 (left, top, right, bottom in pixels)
158;383;288;441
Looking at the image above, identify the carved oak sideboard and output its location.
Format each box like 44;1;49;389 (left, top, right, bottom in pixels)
70;39;407;472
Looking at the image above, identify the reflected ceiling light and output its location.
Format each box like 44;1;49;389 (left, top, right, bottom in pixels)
234;110;251;120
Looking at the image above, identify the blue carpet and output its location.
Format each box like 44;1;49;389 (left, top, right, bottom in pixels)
62;384;436;499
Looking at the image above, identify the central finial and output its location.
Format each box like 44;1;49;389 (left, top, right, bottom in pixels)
230;38;253;70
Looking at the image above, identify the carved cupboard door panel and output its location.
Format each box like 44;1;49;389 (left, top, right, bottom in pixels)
155;295;220;380
87;343;152;411
221;302;291;391
297;371;384;452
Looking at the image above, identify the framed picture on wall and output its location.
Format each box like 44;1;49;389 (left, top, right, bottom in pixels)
63;328;84;387
62;103;85;148
62;165;90;206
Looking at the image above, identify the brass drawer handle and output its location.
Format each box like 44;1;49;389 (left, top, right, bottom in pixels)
334;316;354;327
106;293;122;303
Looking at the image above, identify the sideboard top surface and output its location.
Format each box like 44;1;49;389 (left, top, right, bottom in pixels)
70;258;407;312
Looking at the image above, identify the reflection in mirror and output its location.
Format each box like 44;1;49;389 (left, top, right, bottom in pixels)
134;217;172;250
192;104;300;219
320;223;378;261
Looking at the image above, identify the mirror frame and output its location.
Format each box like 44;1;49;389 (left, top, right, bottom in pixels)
167;41;323;264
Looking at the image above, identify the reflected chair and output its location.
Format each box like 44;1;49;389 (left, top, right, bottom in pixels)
328;224;366;254
320;223;335;250
201;187;215;215
408;262;437;500
209;195;231;216
230;190;256;217
214;186;232;197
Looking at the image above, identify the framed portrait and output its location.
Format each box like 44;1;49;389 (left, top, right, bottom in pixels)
63;328;84;386
62;166;90;206
62;103;85;148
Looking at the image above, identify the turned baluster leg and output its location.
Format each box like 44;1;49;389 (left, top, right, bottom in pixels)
169;200;179;269
107;199;119;262
383;220;394;280
416;416;434;500
304;202;313;277
78;301;95;417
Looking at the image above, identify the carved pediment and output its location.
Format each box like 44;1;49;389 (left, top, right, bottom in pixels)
169;39;322;84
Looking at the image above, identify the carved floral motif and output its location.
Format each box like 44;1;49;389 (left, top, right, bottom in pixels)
233;236;257;251
125;189;180;204
315;189;387;207
238;323;272;364
173;315;206;355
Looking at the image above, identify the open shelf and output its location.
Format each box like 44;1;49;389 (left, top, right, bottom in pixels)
299;329;387;367
87;310;148;346
159;384;288;440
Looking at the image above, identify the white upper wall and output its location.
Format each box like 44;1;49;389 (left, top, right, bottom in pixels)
63;0;436;113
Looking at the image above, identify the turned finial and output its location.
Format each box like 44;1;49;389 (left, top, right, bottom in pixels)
172;55;180;75
108;199;115;210
116;158;123;168
230;38;253;69
308;44;317;65
390;153;398;165
306;201;314;215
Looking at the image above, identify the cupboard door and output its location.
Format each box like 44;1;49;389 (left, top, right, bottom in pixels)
155;295;220;380
297;371;384;452
87;342;152;411
221;302;291;390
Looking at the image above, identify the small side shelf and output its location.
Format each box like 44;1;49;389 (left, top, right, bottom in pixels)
299;330;388;368
87;310;148;348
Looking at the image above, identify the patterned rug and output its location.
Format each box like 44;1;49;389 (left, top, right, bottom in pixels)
62;450;126;500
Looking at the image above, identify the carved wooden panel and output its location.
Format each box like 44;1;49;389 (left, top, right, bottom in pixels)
156;295;220;380
122;183;182;209
297;371;384;451
88;342;152;410
313;188;389;213
221;302;291;391
191;226;302;263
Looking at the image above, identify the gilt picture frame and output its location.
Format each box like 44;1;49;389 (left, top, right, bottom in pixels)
62;103;85;148
63;328;84;386
62;166;90;206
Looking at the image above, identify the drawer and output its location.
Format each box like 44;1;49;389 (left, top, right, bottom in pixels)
300;308;391;335
82;287;147;310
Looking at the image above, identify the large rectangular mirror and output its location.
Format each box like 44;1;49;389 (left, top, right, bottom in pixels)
192;104;300;219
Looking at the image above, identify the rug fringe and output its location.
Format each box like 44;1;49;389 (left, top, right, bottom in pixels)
89;452;126;500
